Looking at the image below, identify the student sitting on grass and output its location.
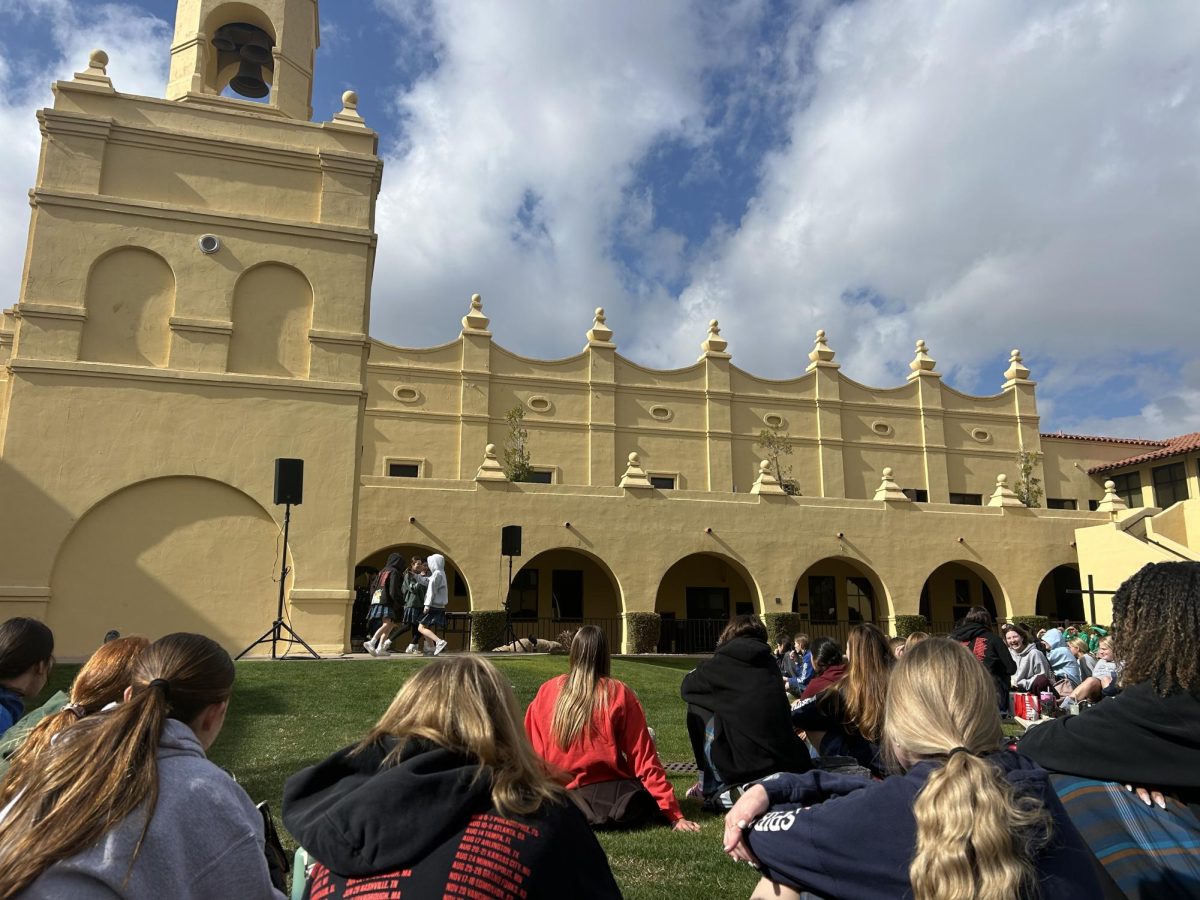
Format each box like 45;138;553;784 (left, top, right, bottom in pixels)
0;635;148;777
0;618;54;739
1066;634;1121;703
0;633;284;899
283;655;621;899
1003;622;1055;695
722;638;1101;900
525;626;700;831
791;636;846;700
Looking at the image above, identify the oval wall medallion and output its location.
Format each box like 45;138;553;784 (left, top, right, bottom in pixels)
527;395;553;414
764;413;785;428
871;420;894;437
971;427;992;443
650;405;672;422
393;385;420;403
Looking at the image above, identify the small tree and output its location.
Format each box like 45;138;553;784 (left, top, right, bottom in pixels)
1015;449;1043;508
502;405;533;482
755;426;800;495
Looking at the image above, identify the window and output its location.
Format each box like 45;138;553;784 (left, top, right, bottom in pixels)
951;578;972;622
902;488;929;502
846;577;874;623
809;576;837;622
650;475;676;490
1110;472;1142;508
386;462;419;478
527;469;554;484
506;569;538;618
1088;499;1100;511
949;493;983;505
1046;498;1078;510
1152;462;1188;508
551;570;583;620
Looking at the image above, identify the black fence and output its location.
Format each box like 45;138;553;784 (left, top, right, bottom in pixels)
503;616;624;650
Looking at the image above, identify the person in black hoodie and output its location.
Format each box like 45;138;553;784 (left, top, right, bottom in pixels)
1019;562;1200;894
949;606;1015;712
282;656;621;900
680;615;810;806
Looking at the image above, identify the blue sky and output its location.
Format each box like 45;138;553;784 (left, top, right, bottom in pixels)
1;0;1198;439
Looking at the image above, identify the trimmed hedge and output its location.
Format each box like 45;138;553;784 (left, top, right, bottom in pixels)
762;613;806;642
1011;615;1052;634
470;610;508;652
893;615;929;638
624;612;661;654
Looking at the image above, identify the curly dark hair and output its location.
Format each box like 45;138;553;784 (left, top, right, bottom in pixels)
1111;562;1200;696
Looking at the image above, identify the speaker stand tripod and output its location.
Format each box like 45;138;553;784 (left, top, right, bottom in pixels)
500;552;524;652
236;503;320;660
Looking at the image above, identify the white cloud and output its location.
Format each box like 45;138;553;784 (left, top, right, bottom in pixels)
0;1;169;306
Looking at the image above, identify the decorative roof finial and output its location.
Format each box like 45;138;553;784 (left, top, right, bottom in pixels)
907;339;938;380
807;329;838;370
587;306;614;346
1003;348;1032;386
1097;480;1128;516
619;452;653;489
333;90;367;127
475;443;507;482
461;293;490;333
874;467;910;502
75;49;114;89
988;473;1024;507
751;459;788;496
700;319;728;355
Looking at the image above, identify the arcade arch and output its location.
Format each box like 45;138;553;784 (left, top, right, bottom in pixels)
354;545;471;647
791;557;889;640
655;552;758;653
919;561;1006;631
1036;564;1084;623
505;548;622;647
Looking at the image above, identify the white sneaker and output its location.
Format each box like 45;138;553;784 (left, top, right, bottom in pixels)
404;643;418;654
363;638;376;656
433;639;448;656
381;639;393;654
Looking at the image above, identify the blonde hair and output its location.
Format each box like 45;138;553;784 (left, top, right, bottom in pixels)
0;634;234;896
1067;638;1090;656
885;639;1051;900
358;655;564;818
550;626;612;750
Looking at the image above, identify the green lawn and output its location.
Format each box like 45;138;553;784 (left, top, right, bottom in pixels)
35;656;761;899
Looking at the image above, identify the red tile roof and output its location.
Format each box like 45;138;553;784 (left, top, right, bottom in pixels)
1041;432;1168;447
1088;432;1200;474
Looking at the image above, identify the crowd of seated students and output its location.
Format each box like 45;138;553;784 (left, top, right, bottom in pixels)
1;559;1196;899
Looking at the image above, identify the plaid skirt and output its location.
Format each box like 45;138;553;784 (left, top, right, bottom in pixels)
1051;773;1200;897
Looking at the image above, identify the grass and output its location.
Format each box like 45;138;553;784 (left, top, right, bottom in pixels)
34;656;761;899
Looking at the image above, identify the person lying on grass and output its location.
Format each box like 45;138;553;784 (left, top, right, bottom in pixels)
723;638;1101;900
283;655;621;899
525;625;700;831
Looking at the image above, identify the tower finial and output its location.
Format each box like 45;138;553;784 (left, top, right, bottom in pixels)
587;307;614;346
807;329;838;370
700;319;728;355
461;293;490;333
907;339;938;380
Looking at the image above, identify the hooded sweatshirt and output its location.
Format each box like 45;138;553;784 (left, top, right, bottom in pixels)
949;621;1015;700
680;636;811;785
373;553;405;607
746;752;1101;900
19;719;283;899
1011;641;1054;692
282;737;621;899
424;554;449;610
1042;629;1083;685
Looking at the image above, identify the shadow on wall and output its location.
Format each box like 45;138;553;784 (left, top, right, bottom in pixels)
49;476;287;657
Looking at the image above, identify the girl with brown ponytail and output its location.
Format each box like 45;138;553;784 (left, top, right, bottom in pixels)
722;638;1101;900
0;632;283;899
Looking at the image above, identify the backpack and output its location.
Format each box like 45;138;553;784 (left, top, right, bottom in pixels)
370;568;394;605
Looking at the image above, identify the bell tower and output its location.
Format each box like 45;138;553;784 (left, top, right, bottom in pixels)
167;0;318;121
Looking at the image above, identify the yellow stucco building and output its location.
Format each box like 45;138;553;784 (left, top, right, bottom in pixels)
1;0;1196;657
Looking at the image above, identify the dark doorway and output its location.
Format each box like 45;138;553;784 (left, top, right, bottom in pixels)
552;569;584;620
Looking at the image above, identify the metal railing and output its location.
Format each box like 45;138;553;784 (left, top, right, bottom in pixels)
503;616;624;650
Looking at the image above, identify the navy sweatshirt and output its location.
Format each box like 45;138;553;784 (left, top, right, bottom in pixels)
746;752;1100;900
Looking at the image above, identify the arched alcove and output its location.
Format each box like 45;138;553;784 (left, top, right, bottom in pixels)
1035;564;1083;622
228;263;313;377
354;545;471;649
655;552;759;652
791;557;890;643
504;548;622;648
49;477;284;656
919;561;1006;632
80;247;175;367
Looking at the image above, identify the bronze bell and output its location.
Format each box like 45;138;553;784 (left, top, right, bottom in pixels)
240;31;273;66
211;26;238;53
230;60;270;99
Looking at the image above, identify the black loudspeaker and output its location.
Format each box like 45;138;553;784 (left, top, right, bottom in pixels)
274;458;304;506
501;525;522;557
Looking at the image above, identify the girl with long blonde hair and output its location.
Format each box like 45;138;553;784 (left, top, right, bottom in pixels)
723;638;1099;900
525;626;700;830
0;632;282;899
283;655;622;898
